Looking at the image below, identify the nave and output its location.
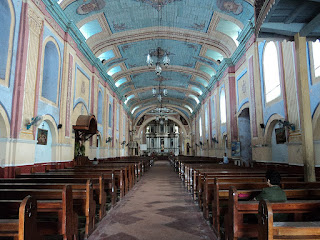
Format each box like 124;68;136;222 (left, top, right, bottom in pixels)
88;160;216;240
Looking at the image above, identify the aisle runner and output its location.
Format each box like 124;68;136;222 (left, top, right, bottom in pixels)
88;161;216;240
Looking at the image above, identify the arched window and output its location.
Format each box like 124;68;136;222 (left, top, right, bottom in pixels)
263;42;281;103
199;117;202;138
312;40;320;78
0;0;14;83
205;104;209;138
211;97;215;135
97;91;102;124
42;41;60;103
220;89;226;124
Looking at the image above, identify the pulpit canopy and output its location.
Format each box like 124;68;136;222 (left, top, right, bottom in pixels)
73;115;97;134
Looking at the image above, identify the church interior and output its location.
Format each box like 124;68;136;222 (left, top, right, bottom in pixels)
1;0;320;239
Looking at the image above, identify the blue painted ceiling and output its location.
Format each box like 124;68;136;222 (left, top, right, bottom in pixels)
58;0;254;119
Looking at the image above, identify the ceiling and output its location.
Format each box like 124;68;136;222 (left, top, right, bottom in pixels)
255;0;320;40
57;0;255;120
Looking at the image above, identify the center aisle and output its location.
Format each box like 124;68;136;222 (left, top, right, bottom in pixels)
88;160;217;240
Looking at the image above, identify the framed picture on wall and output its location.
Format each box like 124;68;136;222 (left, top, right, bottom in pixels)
231;141;240;157
37;129;48;145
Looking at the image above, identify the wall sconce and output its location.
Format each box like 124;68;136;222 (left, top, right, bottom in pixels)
121;141;126;145
57;124;63;129
106;137;112;143
26;115;43;130
260;123;265;129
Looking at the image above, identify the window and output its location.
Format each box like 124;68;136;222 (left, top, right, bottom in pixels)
220;89;226;124
263;42;281;103
313;40;320;78
108;104;112;128
0;0;14;84
42;41;60;103
205;104;209;137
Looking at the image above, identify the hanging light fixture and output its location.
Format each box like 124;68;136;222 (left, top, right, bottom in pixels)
146;47;170;76
146;54;153;66
157;94;162;102
163;88;168;96
152;88;157;96
163;54;170;66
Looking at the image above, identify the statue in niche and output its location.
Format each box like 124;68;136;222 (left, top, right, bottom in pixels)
216;0;243;15
137;116;144;126
180;115;188;125
76;0;106;15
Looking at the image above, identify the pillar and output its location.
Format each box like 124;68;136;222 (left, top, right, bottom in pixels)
294;33;316;182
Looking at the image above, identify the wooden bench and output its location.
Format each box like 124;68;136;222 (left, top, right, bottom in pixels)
0;179;96;239
226;186;320;240
258;199;320;240
0;185;77;240
16;172;119;205
0;195;42;240
202;175;308;219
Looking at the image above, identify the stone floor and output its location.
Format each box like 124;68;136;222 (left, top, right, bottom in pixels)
88;160;217;240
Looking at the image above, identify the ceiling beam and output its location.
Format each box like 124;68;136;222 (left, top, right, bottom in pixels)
300;12;320;37
264;0;281;22
284;2;310;24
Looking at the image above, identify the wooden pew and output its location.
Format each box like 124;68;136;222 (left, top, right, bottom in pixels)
0;195;42;240
0;179;97;238
0;185;77;240
226;187;320;240
16;172;119;205
258;199;320;240
202;175;308;220
0;177;106;221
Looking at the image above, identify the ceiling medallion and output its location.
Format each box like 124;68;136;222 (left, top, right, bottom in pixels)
134;0;181;11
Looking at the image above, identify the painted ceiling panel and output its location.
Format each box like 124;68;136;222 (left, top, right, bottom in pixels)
57;0;254;120
118;39;201;69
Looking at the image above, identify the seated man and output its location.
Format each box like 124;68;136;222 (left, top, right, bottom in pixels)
255;170;287;202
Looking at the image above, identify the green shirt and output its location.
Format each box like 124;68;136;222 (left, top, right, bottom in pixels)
255;185;287;202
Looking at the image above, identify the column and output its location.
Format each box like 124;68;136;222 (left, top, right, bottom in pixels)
294;33;316;182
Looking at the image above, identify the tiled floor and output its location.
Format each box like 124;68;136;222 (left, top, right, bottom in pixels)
88;160;217;240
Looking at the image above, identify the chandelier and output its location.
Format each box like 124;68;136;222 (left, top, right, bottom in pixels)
146;47;170;76
152;86;167;102
155;108;168;125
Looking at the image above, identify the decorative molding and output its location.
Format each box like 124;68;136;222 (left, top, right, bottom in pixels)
28;8;43;35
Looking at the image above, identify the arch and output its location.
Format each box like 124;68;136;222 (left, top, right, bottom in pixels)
312;103;320;140
238;107;252;166
264;113;285;145
41;37;61;104
0;0;14;85
41;115;59;145
34;115;59;164
0;103;10;167
133;105;191;127
0;103;10;138
237;102;250;117
136;116;188;141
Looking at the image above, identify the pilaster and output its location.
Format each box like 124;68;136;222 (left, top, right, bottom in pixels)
294;33;315;181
